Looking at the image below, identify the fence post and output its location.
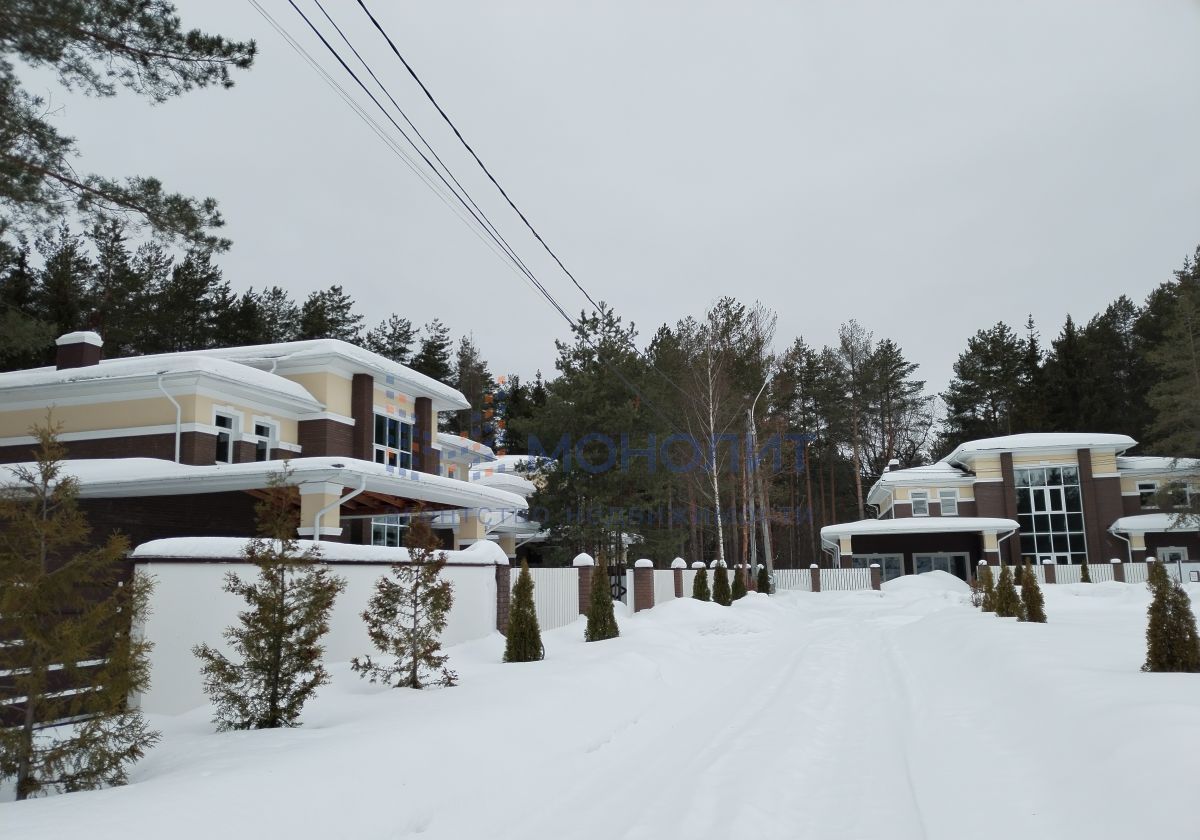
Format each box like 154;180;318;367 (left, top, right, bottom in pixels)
671;557;686;597
495;561;511;634
573;552;594;617
810;563;821;593
870;563;882;591
1111;558;1125;583
633;559;655;612
1042;559;1056;585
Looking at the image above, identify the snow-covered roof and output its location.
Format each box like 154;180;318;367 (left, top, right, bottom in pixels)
943;433;1136;466
187;340;469;411
0;457;528;511
131;536;508;565
820;516;1019;544
867;462;973;504
1115;456;1200;475
0;355;322;411
470;454;553;478
437;432;496;463
1108;513;1200;534
469;471;536;497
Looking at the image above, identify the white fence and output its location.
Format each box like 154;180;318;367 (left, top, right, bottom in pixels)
681;569;698;596
821;567;873;591
773;568;814;592
653;570;678;604
512;567;580;631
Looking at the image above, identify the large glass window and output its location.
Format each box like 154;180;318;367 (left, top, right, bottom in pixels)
373;413;413;469
1015;465;1086;564
938;489;958;516
371;514;408;547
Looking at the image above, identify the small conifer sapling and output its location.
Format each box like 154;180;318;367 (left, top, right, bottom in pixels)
504;560;544;663
756;564;770;594
1020;563;1047;623
978;564;996;612
1080;561;1092;583
0;422;159;799
712;563;732;606
731;566;747;601
585;555;619;641
1143;560;1200;673
993;564;1023;619
352;517;458;688
194;469;347;728
692;566;711;601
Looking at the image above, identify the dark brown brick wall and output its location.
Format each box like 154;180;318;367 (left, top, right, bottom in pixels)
298;418;354;458
1090;475;1127;562
351;373;374;461
851;531;984;578
81;491;259;549
1145;532;1200;563
577;565;593;615
495;564;511;633
999;453;1020;565
633;566;655;612
0;431;219;466
974;481;1007;519
235;440;257;464
413;396;435;475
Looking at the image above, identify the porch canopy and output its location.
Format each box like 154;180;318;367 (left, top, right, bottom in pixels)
820;517;1019;574
1109;513;1198;535
1109;513;1200;562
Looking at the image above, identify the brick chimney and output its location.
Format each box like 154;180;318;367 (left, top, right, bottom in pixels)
55;331;103;370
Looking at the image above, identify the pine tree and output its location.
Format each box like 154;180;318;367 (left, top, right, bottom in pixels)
352;518;458;688
585;555;619;641
1;2;255;251
503;560;544;663
256;285;301;343
756;564;770;594
692;566;711;601
193;470;347;729
363;314;415;364
0;421;159;799
731;566;747;601
1143;561;1200;673
712;563;732;606
979;565;996;612
1080;560;1091;583
993;565;1022;618
449;334;494;441
411;319;455;382
1020;563;1047;623
297;284;363;343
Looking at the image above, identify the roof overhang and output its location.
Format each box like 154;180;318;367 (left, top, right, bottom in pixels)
1;457;528;512
1109;513;1200;535
820;516;1020;547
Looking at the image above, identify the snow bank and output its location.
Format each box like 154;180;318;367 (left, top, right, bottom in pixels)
131;536;507;566
881;569;970;595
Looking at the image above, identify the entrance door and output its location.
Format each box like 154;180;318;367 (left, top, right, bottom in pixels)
914;553;970;581
1158;547;1188;581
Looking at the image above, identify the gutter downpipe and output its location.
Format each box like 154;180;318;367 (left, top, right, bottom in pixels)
313;474;367;543
996;527;1018;567
1109;527;1134;563
156;373;182;464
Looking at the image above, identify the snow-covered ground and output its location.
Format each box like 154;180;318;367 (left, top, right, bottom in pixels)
6;574;1198;839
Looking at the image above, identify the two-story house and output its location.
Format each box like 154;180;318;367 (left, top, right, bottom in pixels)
820;433;1199;582
0;331;530;554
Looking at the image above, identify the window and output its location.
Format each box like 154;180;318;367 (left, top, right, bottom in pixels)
938;488;959;516
1137;481;1158;509
215;413;235;464
371;514;408;547
373;413;413;470
852;554;904;582
910;490;929;517
254;422;274;462
1015;466;1086;564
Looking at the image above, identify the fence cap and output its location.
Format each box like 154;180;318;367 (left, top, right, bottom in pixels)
571;553;595;567
810;564;819;569
1041;558;1054;565
634;558;654;569
709;559;727;568
691;561;706;569
978;560;987;566
869;563;880;568
671;558;687;569
1110;558;1121;563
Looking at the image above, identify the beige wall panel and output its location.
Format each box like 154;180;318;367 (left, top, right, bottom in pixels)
284;372;351;415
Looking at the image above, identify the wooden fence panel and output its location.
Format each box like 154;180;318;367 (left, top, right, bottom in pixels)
820;568;873;591
773;568;814;592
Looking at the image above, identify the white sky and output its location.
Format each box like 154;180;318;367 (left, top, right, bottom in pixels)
28;0;1200;393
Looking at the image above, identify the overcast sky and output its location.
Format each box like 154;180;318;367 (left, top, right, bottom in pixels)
31;0;1200;394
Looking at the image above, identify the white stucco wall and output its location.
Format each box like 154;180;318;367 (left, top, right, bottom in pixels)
133;561;499;715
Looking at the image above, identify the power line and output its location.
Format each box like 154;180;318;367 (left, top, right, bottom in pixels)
355;0;604;316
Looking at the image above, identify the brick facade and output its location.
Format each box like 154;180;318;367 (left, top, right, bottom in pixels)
297;418;354;458
0;431;218;467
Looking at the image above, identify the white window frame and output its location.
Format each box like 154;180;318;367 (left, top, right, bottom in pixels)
938;488;959;516
373;412;413;470
371;514;409;547
252;418;277;463
910;489;930;517
1137;481;1158;509
214;410;238;464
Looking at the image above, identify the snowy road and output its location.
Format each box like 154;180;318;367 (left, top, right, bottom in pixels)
6;575;1199;840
